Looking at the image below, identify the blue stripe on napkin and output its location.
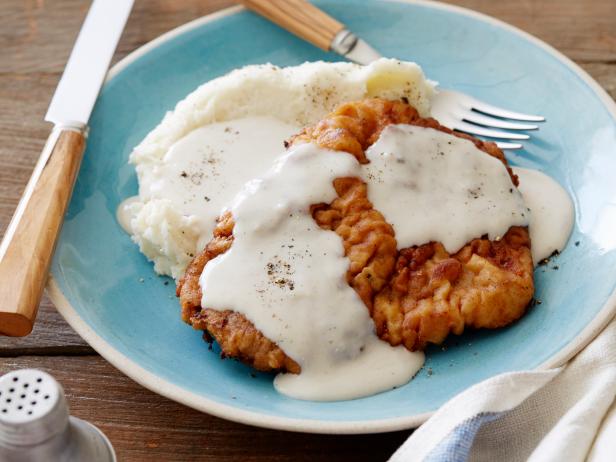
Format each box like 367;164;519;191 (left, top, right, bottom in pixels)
424;412;505;462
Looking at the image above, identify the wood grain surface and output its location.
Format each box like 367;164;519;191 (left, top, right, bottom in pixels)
1;0;615;460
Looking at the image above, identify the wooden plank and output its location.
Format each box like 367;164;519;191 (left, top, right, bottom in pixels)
0;73;55;226
1;0;236;74
449;0;616;62
581;62;616;100
0;356;410;462
1;0;615;75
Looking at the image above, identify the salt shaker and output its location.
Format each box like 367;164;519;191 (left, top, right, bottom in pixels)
0;369;116;461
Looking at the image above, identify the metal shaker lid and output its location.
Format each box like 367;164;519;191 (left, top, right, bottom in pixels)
0;369;116;462
0;369;68;447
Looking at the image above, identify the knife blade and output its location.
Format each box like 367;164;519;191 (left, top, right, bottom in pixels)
46;0;133;127
0;0;134;336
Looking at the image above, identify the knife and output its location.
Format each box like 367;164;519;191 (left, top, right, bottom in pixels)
0;0;134;336
238;0;380;64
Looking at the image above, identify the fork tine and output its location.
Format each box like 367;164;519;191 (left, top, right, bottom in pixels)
452;121;530;140
469;98;545;122
495;141;523;150
462;112;538;131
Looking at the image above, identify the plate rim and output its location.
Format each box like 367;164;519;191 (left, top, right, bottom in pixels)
48;0;616;434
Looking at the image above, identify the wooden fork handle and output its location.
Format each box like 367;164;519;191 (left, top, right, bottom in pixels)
239;0;345;51
0;127;85;336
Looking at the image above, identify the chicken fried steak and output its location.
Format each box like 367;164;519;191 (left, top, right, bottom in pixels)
177;98;534;372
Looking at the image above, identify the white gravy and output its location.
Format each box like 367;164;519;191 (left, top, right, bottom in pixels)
199;143;425;401
119;115;574;401
117;116;298;244
513;167;574;263
362;125;530;253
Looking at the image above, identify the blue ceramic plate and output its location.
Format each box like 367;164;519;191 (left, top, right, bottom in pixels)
49;0;616;433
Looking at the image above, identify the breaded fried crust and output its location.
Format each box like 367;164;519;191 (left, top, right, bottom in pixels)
177;98;534;373
373;227;533;351
308;100;532;351
177;212;301;373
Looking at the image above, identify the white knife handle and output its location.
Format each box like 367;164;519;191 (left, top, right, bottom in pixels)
239;0;345;51
0;127;85;336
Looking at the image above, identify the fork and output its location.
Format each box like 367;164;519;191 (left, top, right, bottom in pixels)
239;0;545;150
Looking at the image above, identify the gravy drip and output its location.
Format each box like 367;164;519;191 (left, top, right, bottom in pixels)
513;167;574;263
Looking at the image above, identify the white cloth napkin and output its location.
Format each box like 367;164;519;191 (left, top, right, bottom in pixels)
389;316;616;462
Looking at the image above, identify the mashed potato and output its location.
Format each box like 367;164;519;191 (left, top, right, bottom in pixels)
124;59;435;279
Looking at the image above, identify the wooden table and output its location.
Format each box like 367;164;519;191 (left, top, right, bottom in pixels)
1;0;615;460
